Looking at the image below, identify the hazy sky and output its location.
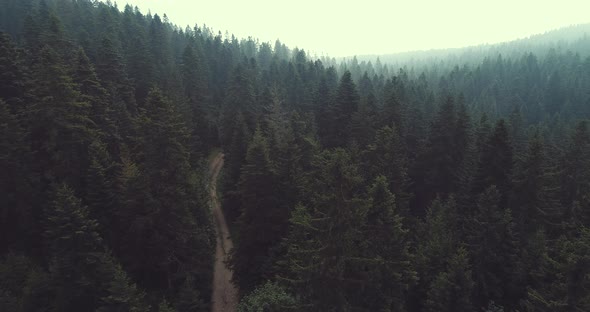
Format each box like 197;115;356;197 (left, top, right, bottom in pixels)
112;0;590;57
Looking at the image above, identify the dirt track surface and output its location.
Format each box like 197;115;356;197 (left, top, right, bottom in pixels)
209;153;239;312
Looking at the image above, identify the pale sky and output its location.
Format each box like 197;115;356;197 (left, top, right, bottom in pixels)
111;0;590;57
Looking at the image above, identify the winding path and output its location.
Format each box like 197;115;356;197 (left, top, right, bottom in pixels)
209;152;239;312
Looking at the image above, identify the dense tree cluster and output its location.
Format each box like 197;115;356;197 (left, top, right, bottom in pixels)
2;1;590;311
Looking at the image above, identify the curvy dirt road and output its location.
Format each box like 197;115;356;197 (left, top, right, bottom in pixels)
209;153;239;312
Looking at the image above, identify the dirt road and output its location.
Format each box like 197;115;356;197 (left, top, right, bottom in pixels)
209;152;239;312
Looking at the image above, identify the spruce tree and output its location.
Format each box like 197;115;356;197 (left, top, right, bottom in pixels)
363;125;410;215
0;32;29;115
361;176;415;311
0;99;34;255
45;184;147;311
231;128;284;293
425;247;474;312
29;45;95;189
512;131;561;235
73;48;119;150
280;149;369;311
469;186;522;310
324;71;359;148
561;121;590;226
472;119;513;203
120;88;213;299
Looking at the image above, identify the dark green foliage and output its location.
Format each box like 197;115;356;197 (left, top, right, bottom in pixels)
279;149;369;311
119;88;213;299
231;129;285;293
412;95;473;213
411;197;459;312
523;227;590;311
0;32;29;114
0;99;34;255
360;176;416;311
237;282;297;312
73;48;119;147
322;71;359;147
29;45;95;188
469;186;522;309
512;131;561;235
1;1;590;311
363;125;410;214
424;248;474;312
45;184;147;312
472;120;513;202
561;121;590;226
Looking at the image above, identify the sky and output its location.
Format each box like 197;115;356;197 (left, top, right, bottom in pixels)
111;0;590;57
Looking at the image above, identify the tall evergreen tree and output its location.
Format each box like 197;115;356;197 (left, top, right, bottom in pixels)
561;120;590;226
0;99;34;255
29;45;95;189
472;119;513;203
363;125;410;215
323;71;359;148
119;88;213;300
512;131;561;235
360;176;415;311
45;184;147;311
469;186;522;310
280;149;368;311
231;129;285;293
0;32;29;115
424;247;474;312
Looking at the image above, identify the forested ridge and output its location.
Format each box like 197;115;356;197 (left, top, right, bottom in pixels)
1;0;590;311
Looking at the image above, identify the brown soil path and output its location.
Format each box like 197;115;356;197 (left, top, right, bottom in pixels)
209;152;239;312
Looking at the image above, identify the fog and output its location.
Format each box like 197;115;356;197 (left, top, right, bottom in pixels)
111;0;589;57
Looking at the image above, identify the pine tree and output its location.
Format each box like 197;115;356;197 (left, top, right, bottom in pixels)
324;71;359;148
279;149;369;311
231;128;284;293
0;99;34;255
423;96;458;195
315;76;333;146
45;184;147;311
0;32;29;115
410;197;459;312
96;36;136;122
561;121;590;226
512;131;561;235
469;186;522;309
363;125;410;215
84;139;118;243
472;119;513;203
181;42;209;155
174;276;207;312
73;48;119;150
29;45;95;189
425;247;474;312
221;64;256;146
120;88;213;299
379;81;405;132
524;227;590;311
96;255;149;312
361;176;415;311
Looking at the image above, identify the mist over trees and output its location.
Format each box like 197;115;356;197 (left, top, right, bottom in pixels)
1;0;590;311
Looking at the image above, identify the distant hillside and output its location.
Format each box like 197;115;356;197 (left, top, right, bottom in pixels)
350;23;590;66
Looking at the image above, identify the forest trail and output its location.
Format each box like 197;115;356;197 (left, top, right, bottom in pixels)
209;152;239;312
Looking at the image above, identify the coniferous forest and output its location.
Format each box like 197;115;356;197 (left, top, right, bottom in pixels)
1;1;590;311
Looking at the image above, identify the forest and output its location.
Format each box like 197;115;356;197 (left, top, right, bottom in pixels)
1;0;590;311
